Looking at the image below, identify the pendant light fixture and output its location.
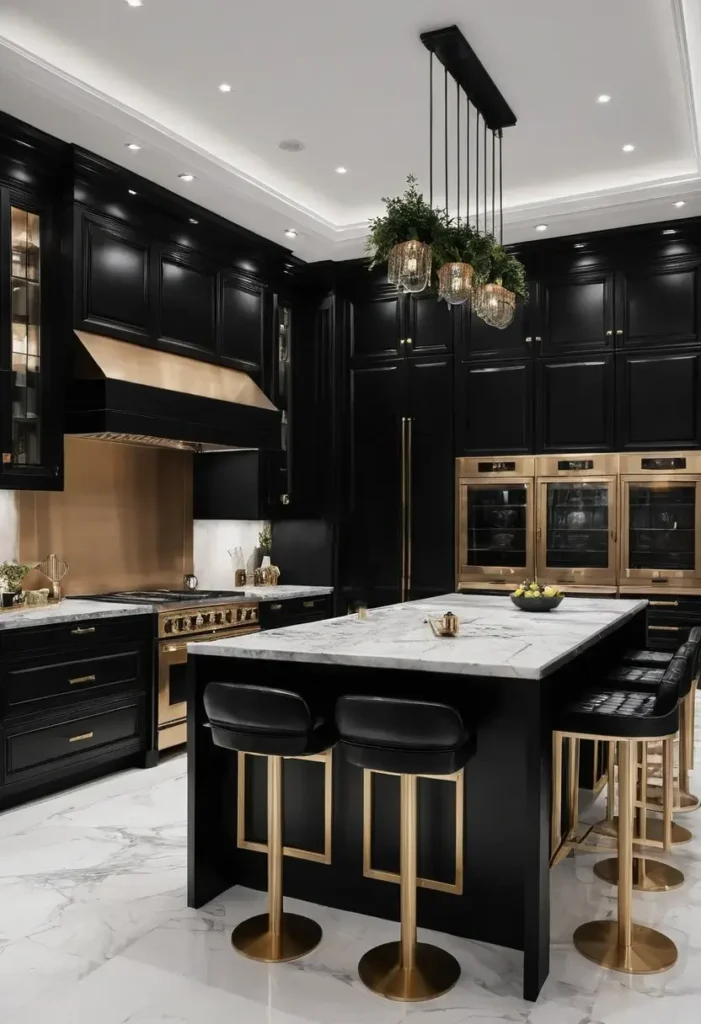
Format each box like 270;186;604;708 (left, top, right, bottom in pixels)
389;238;432;293
473;131;517;329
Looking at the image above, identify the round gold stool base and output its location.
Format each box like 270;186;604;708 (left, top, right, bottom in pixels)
647;791;700;814
593;856;684;892
231;913;322;963
592;816;692;845
358;941;461;1002
574;920;677;974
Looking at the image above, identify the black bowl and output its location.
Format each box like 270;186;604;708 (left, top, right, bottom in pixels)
511;594;564;613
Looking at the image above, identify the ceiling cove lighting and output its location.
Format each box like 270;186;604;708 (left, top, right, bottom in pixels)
284;229;298;239
622;144;635;153
674;200;686;208
535;224;548;232
218;83;231;93
597;94;611;104
126;143;141;151
178;174;195;182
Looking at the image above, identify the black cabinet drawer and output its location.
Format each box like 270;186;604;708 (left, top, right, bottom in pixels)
4;697;145;779
0;613;152;656
3;645;147;715
259;595;331;629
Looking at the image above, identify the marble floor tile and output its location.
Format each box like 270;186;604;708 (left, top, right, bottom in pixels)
3;699;701;1024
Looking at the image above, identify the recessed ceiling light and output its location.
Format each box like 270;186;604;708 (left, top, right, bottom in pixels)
622;144;635;153
597;94;611;104
674;200;686;208
188;218;199;225
335;166;348;174
218;83;231;93
284;229;298;239
535;224;548;232
574;242;586;249
126;142;141;151
278;139;305;152
662;228;676;235
128;189;137;196
179;174;195;182
125;0;143;6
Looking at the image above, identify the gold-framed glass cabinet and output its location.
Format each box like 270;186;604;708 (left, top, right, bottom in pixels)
619;452;701;591
456;457;535;591
535;455;619;591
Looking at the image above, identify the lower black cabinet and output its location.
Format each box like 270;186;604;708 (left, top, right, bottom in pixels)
616;349;701;450
259;594;332;630
537;354;614;453
457;359;533;455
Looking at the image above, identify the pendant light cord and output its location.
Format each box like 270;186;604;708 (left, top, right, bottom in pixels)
492;130;496;239
429;53;433;209
483;119;487;238
444;66;449;224
475;112;480;233
456;81;460;227
466;101;470;229
499;130;503;244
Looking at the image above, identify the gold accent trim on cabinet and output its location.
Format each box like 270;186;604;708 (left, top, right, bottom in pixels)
649;625;681;632
158;720;187;750
649;600;679;608
362;767;464;895
237;749;333;865
69;731;94;743
69;674;96;686
406;416;413;596
71;626;96;635
401;417;408;601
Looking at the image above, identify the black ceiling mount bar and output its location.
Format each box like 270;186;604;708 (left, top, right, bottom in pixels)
420;25;517;131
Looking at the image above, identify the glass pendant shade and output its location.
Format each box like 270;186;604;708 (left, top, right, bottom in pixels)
473;281;517;329
389;240;431;293
437;262;474;306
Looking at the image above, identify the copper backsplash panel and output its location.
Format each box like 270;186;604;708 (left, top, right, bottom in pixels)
19;437;193;595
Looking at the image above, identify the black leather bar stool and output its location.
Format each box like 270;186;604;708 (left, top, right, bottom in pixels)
553;657;684;974
335;695;475;1002
203;682;334;963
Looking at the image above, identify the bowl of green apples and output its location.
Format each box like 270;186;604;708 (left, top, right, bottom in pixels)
511;579;564;612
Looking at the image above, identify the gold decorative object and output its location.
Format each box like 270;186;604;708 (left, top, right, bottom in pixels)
473;280;517;329
437;262;474;306
389;240;431;293
24;588;50;606
37;553;69;601
268;564;281;586
428;611;459;637
234;569;247;587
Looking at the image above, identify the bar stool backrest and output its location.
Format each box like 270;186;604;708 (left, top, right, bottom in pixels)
654;656;689;718
204;682;313;736
336;695;464;751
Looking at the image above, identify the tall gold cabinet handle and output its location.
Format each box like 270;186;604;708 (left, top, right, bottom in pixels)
406;417;413;598
400;417;407;601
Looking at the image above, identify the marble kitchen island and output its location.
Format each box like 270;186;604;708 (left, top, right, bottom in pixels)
187;594;647;1001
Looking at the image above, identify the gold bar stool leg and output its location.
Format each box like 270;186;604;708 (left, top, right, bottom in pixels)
574;740;678;973
232;754;322;963
593;741;618;838
357;773;461;1001
677;693;700;811
551;732;563;856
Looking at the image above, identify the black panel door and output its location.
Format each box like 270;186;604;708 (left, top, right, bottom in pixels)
537;355;614;453
540;272;614;354
159;250;216;353
349;290;403;361
219;272;264;370
344;362;404;606
616;265;700;349
78;213;151;340
407;291;454;355
617;350;701;450
463;288;535;362
457;360;533;455
407;357;454;599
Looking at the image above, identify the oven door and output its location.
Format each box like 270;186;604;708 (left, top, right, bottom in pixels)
158;626;259;749
536;476;618;588
620;476;701;588
457;476;534;589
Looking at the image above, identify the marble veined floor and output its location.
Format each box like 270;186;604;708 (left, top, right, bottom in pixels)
2;702;701;1024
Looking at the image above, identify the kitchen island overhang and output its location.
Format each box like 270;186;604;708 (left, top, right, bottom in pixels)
186;594;648;1001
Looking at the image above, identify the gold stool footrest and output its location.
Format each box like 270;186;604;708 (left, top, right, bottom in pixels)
574;920;677;975
592;815;692;846
232;912;322;963
358;941;460;1002
594;856;684;892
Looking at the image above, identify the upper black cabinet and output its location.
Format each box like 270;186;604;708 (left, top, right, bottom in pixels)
537;354;614;453
158;250;216;354
77;213;151;341
347;286;453;362
615;264;700;349
409;291;454;356
457;359;533;455
462;288;534;362
617;349;701;450
539;271;614;354
219;272;264;370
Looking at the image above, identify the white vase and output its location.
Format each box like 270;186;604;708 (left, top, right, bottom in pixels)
261;555;271;569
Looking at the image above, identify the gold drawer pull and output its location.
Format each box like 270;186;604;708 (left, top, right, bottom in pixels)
71;626;96;635
303;600;315;608
69;674;96;686
649;625;680;632
649;600;679;607
69;731;94;743
270;603;283;611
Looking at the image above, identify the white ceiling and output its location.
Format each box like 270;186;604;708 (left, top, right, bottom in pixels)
0;0;700;261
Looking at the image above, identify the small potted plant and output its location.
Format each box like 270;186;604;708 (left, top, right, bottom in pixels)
258;524;272;568
366;175;444;293
0;560;35;607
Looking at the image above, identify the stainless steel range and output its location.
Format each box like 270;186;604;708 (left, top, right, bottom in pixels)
94;590;259;751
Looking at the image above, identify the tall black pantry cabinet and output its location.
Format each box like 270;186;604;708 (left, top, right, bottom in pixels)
339;279;455;607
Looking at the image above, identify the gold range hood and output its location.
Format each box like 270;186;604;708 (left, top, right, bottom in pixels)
67;331;281;452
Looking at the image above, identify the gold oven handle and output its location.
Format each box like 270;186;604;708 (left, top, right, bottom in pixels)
406;417;413;598
649;600;679;608
400;417;407;601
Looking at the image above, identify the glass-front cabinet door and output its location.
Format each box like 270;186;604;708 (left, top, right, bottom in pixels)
620;477;701;587
536;478;618;587
0;194;61;489
456;458;535;589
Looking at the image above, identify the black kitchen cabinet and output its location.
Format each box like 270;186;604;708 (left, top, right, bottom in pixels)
456;359;533;455
539;271;614;354
347;283;454;363
194;450;275;520
158;249;216;354
219;271;265;371
408;290;454;355
537;354;615;453
462;293;533;362
615;263;700;350
616;349;701;450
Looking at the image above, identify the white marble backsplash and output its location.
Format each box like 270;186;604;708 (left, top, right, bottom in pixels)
193;520;268;590
0;490;18;562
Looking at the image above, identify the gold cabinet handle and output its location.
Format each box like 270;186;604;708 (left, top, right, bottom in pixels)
303;600;315;608
649;625;680;632
69;731;94;743
610;528;617;542
525;336;532;344
649;600;679;607
270;603;283;611
616;329;623;336
71;626;96;635
69;674;96;686
399;338;405;345
605;330;613;337
535;336;542;343
406;337;413;345
280;494;290;505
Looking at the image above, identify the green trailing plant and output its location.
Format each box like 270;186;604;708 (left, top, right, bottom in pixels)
430;221;494;282
258;524;272;556
366;175;444;269
0;560;34;593
483;242;528;298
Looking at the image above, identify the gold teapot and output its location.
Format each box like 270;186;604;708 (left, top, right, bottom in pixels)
428;611;460;637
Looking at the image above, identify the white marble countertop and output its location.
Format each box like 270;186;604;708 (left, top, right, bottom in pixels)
229;585;333;602
188;593;648;680
0;598;154;631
